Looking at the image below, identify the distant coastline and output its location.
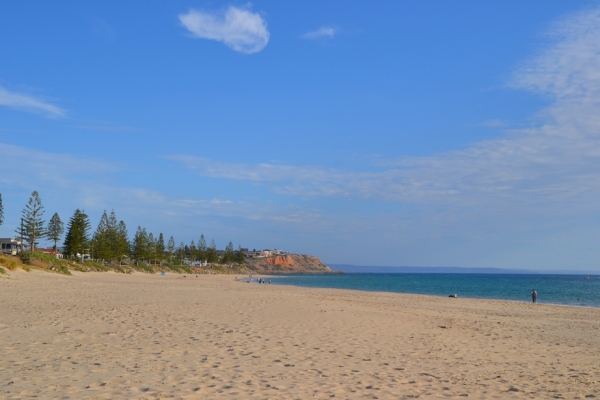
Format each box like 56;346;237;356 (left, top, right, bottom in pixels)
328;264;600;275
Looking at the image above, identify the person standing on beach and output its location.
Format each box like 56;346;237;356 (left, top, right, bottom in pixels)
531;289;537;303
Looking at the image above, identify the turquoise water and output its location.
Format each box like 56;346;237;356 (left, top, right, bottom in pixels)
267;274;600;308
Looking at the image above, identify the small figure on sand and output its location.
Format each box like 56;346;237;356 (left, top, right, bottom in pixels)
531;289;537;303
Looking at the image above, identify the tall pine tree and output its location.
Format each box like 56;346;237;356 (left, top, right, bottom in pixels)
177;242;185;262
92;210;110;260
156;233;165;262
63;209;91;260
167;236;175;262
0;193;4;227
221;241;234;263
94;210;127;261
16;191;46;252
148;233;155;264
116;220;129;260
235;245;245;263
46;212;64;251
106;210;119;260
131;226;148;262
189;240;197;263
198;234;207;263
206;239;218;263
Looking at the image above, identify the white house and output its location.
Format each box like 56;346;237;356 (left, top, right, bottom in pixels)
0;238;22;256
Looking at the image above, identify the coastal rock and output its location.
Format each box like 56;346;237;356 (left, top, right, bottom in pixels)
245;254;339;274
265;255;294;266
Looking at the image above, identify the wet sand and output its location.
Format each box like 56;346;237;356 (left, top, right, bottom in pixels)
1;269;599;399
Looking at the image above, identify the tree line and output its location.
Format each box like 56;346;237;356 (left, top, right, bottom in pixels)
3;191;245;265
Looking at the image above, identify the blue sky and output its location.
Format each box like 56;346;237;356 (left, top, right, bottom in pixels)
2;1;600;270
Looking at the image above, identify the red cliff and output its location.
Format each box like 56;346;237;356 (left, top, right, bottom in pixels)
244;254;339;274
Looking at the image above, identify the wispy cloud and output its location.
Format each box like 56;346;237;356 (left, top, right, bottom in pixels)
170;7;600;211
480;119;508;128
0;86;66;118
0;143;119;189
179;6;269;54
303;26;336;39
0;143;319;243
69;121;139;133
91;18;116;42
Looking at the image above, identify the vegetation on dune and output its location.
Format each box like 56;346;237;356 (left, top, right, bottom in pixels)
181;265;193;274
164;262;182;273
0;254;30;272
136;261;154;273
1;190;249;276
19;251;71;275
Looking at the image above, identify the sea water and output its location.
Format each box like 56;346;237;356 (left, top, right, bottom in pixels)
267;273;600;308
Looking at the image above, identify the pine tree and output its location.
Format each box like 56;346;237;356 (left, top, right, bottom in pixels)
63;209;91;260
178;242;185;263
221;241;234;263
189;240;197;263
206;239;218;263
16;191;46;252
141;228;149;261
92;210;110;260
157;233;165;261
167;236;175;263
132;226;148;262
148;233;155;264
117;220;129;261
235;245;245;263
106;210;119;260
46;212;64;251
198;234;207;263
0;193;4;227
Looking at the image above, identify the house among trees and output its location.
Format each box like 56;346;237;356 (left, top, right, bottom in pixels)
0;238;22;256
37;248;63;259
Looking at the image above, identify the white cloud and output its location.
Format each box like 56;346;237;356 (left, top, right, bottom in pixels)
179;6;269;54
0;86;66;118
303;26;336;39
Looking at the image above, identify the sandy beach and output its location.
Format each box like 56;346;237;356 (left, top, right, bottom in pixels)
1;270;600;399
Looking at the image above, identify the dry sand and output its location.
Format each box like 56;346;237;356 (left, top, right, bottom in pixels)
1;270;600;399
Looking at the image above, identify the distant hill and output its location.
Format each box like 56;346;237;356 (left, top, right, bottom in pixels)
328;264;600;275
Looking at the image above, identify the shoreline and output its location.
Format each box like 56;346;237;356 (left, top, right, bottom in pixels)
2;269;600;398
268;273;600;310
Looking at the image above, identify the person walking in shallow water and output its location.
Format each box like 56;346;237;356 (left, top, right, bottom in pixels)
532;289;537;304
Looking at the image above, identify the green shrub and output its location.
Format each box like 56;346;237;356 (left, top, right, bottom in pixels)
57;265;72;275
181;265;192;274
20;251;73;272
0;267;6;274
136;261;154;273
164;263;182;273
84;260;108;271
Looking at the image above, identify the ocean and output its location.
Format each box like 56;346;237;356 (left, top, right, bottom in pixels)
267;273;600;308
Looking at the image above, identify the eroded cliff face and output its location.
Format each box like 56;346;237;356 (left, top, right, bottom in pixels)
245;254;339;274
265;255;294;266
